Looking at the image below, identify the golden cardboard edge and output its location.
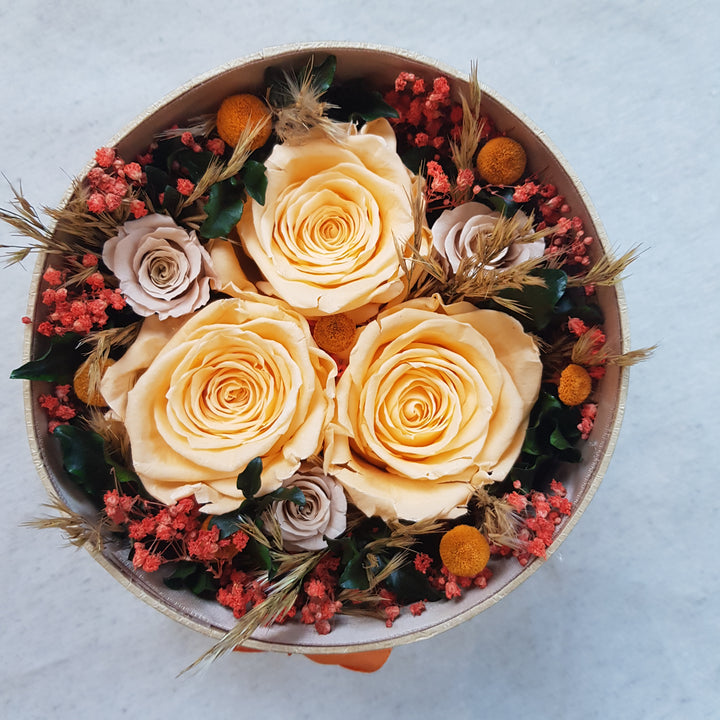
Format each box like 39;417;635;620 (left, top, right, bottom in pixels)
20;42;630;656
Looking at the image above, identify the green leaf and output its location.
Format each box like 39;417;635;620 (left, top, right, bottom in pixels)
339;552;370;590
171;149;215;182
308;55;336;94
497;269;568;331
240;160;267;205
270;487;305;505
207;513;244;540
401;146;435;175
162;184;183;212
104;452;140;485
53;425;115;498
383;561;442;605
143;165;171;195
235;457;263;497
199;178;245;238
10;333;84;383
164;561;218;597
549;424;575;450
248;537;274;573
474;188;524;218
265;54;337;106
325;79;399;124
239;486;305;520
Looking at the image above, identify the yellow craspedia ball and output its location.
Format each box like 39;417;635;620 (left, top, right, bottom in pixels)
216;93;272;150
476;136;527;185
312;313;356;354
73;356;115;407
439;524;491;578
558;363;592;406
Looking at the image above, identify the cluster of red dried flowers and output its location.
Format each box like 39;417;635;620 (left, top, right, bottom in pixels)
38;383;76;433
87;147;148;218
32;256;126;337
103;490;350;635
104;490;250;575
497;479;573;564
385;71;465;152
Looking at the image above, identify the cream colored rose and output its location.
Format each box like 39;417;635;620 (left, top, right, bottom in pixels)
100;294;337;515
272;467;347;552
324;295;542;522
238;118;416;317
430;202;545;273
102;213;217;319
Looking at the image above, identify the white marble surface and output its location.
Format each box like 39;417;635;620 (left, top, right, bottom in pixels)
0;1;717;718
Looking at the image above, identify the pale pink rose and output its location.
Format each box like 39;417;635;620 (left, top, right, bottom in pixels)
102;213;217;320
273;467;347;551
430;202;545;273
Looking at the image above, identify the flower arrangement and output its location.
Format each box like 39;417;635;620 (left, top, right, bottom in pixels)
2;50;650;666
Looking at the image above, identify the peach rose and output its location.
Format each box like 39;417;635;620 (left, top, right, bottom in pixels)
238;118;417;317
102;213;217;319
100;294;336;515
430;202;545;273
324;295;542;522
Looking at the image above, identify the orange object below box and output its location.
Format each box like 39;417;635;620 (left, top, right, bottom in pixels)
234;646;392;673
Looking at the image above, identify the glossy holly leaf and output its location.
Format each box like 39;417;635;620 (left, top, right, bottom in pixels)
207;512;244;540
240;160;267;205
164;561;218;598
105;452;140;486
339;551;370;591
248;537;275;574
53;425;115;498
326;80;399;123
239;486;306;519
383;561;442;605
199;178;245;238
326;536;370;590
143;165;171;195
400;146;435;175
308;54;336;94
498;269;568;331
161;185;183;213
510;390;583;491
474;188;524;218
235;457;263;497
172;149;215;182
10;333;84;383
265;54;337;106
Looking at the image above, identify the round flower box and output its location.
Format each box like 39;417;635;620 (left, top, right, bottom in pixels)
21;43;629;660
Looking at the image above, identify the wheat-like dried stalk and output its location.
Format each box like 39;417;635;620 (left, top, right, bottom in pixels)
23;495;105;552
156;114;216;140
566;247;641;288
82;407;132;467
472;487;522;548
182;551;322;674
180;121;267;210
449;62;484;202
76;322;141;402
271;61;340;144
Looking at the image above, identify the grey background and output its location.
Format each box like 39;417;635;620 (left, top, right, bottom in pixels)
0;1;717;718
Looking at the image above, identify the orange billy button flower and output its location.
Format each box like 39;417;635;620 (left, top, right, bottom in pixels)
73;356;115;406
312;313;356;354
476;136;527;186
216;93;272;150
439;524;491;578
558;363;592;406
